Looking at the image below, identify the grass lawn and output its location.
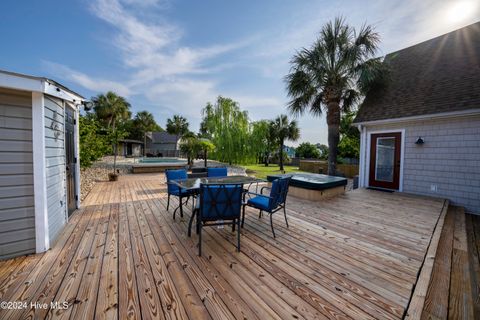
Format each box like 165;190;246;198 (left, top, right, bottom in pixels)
242;164;306;180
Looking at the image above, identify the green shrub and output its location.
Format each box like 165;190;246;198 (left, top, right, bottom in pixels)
79;115;111;167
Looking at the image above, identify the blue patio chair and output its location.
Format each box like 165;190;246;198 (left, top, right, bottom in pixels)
242;177;291;238
207;167;228;177
189;183;243;256
165;169;193;220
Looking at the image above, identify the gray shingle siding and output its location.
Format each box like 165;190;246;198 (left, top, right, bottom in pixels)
365;115;480;213
44;95;67;244
0;88;35;259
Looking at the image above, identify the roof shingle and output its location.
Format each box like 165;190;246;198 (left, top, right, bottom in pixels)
354;21;480;123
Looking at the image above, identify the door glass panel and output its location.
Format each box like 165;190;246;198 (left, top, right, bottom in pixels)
375;137;395;182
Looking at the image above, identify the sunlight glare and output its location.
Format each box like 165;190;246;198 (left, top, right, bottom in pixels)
446;0;478;23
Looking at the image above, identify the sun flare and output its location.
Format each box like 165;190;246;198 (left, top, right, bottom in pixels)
446;0;478;23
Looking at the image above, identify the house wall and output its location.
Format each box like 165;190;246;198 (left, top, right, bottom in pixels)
44;95;67;244
0;88;36;259
362;115;480;213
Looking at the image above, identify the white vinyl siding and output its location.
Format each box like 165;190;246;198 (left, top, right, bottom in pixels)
363;115;480;213
0;88;35;259
44;95;67;244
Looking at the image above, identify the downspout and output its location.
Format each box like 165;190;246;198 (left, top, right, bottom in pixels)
357;124;366;188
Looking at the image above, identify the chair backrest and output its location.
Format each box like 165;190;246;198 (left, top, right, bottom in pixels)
207;167;228;177
165;169;187;194
268;177;291;210
199;183;243;221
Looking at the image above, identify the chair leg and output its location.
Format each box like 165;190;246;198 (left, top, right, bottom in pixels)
198;223;202;256
188;209;197;237
241;205;246;228
180;197;184;218
173;205;177;220
270;213;276;238
237;218;241;252
258;210;262;218
196;213;200;235
167;194;170;211
284;206;289;228
232;219;236;232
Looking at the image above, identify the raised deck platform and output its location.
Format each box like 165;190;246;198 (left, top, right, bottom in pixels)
0;175;447;319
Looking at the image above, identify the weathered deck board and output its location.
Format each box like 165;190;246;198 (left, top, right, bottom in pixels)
448;207;474;320
420;205;455;320
0;174;447;319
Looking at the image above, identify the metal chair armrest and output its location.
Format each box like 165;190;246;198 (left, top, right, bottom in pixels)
260;186;271;195
243;191;273;200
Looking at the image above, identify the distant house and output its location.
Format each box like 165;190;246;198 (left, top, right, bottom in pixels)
283;145;296;158
146;132;181;157
354;22;480;213
0;69;85;259
118;139;143;157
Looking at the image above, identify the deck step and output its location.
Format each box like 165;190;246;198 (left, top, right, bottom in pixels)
421;205;456;319
421;206;480;320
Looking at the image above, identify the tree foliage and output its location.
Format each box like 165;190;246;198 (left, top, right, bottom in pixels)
79;90;165;167
250;120;275;165
127;111;162;141
92;91;131;129
270;115;300;171
92;91;132;173
317;144;329;160
166;115;189;142
285;17;386;174
179;132;201;166
295;142;321;159
338;110;360;159
201;96;253;164
79;114;111;168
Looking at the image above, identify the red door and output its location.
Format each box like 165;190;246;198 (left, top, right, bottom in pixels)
369;132;401;190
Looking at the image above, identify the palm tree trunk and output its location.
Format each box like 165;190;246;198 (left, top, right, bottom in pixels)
326;100;341;176
279;139;284;172
143;132;146;157
112;121;117;174
204;150;207;167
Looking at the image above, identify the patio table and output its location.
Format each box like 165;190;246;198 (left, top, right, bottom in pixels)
171;175;265;234
172;175;264;191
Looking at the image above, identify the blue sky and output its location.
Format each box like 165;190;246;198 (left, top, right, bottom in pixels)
1;0;479;145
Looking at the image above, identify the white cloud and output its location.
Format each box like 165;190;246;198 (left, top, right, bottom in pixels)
42;0;281;133
43;61;132;97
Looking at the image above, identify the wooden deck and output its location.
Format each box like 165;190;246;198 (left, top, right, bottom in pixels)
419;206;480;319
0;174;448;319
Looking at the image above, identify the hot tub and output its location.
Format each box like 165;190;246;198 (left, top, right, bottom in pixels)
267;173;348;201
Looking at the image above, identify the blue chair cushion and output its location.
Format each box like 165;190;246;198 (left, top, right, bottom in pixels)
166;169;188;196
247;195;270;211
200;184;242;220
207;167;228;177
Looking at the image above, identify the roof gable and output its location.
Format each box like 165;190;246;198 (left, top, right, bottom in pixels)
354;21;480;123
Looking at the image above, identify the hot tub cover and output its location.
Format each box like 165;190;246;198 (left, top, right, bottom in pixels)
267;173;347;191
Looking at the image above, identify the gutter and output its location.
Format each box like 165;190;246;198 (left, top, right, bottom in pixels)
353;108;480;126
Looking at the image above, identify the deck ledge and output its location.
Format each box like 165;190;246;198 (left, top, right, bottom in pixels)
404;199;449;319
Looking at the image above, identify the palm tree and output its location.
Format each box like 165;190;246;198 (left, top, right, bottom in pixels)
271;115;300;172
285;17;386;175
92;91;131;175
133;111;159;156
166;115;189;156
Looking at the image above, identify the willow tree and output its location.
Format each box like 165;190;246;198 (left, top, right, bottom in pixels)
201;96;252;164
250;120;274;165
